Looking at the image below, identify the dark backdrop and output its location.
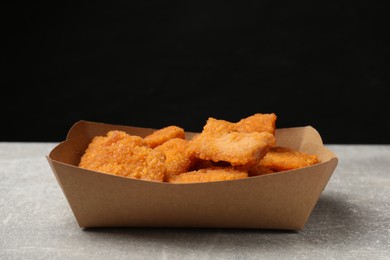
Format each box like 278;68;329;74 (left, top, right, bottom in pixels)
1;1;389;143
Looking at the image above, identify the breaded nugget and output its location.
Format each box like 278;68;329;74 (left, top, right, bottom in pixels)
154;138;193;176
188;117;275;166
236;113;277;135
237;164;274;176
79;130;166;182
167;167;248;183
258;146;320;172
144;125;185;148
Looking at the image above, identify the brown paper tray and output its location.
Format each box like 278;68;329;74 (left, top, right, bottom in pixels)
47;120;338;230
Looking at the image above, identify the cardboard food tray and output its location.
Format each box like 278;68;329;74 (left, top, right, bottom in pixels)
47;120;338;230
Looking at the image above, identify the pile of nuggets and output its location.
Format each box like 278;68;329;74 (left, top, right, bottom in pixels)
79;113;320;183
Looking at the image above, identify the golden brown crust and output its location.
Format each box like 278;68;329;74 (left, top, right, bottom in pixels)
188;117;275;166
154;138;194;176
79;130;166;182
167;167;248;183
236;113;277;135
144;126;185;148
237;164;274;176
258;146;320;172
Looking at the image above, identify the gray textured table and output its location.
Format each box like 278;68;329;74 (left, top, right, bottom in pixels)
0;143;389;259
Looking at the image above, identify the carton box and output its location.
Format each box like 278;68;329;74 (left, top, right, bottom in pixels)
47;120;338;230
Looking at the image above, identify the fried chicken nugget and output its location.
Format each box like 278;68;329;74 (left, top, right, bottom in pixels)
236;113;277;135
144;125;186;148
237;164;275;176
154;138;194;176
79;130;166;182
167;167;248;183
256;146;320;172
188;118;275;166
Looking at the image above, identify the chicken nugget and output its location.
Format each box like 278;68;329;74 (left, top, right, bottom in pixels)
188;118;275;166
237;164;274;176
258;146;320;172
79;130;166;182
167;167;248;183
154;138;194;176
144;125;185;148
236;113;277;135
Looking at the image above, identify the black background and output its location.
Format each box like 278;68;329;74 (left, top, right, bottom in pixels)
1;1;389;143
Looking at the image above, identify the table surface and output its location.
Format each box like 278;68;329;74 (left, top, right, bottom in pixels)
0;143;389;259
